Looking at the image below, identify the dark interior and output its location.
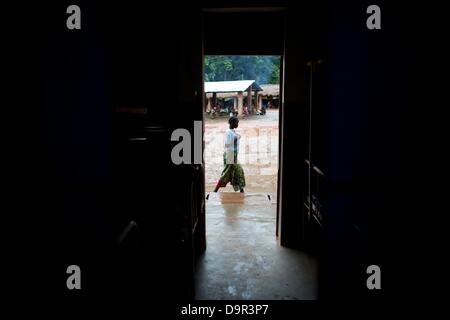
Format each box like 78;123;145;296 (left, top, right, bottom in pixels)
4;0;428;306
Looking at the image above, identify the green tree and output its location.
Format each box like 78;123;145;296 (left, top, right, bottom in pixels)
205;55;280;84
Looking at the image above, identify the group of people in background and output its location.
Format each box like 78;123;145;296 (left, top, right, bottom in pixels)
208;102;268;118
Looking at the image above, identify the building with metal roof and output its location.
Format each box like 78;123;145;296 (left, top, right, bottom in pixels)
204;80;264;116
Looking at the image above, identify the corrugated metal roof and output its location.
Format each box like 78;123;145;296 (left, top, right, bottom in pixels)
205;84;279;98
204;80;262;93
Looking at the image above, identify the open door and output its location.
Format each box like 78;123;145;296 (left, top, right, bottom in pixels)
303;59;326;251
176;6;207;297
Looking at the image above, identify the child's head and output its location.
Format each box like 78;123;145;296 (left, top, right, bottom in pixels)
228;116;239;129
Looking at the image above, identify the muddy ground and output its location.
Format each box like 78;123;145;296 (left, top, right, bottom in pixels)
204;110;279;194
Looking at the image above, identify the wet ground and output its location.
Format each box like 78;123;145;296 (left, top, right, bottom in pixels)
199;111;318;300
195;192;318;300
204;110;279;193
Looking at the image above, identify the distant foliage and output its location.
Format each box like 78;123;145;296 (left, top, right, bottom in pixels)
204;56;280;84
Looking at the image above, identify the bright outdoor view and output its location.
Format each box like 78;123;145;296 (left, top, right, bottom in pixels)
204;56;281;195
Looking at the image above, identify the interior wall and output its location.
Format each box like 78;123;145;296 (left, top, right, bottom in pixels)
319;1;418;299
11;1;204;301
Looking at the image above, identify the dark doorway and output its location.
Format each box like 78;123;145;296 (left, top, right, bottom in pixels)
194;9;318;300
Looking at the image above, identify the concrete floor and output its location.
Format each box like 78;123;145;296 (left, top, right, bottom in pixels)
195;192;318;300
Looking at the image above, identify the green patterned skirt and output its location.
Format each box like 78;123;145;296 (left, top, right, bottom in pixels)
216;152;246;191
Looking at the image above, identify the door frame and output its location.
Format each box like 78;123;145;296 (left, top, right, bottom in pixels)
198;8;288;251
